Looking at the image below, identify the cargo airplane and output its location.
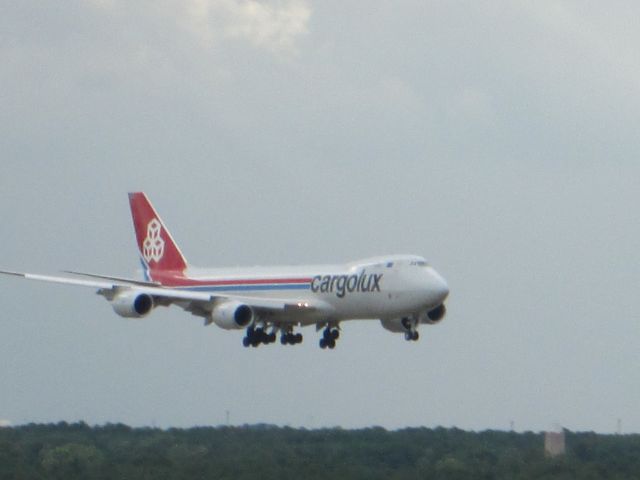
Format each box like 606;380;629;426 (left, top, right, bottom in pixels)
0;193;449;349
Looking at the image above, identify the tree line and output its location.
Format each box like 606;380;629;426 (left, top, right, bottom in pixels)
1;422;639;479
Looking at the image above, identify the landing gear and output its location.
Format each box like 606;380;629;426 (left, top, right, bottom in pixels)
319;326;340;349
242;325;278;347
280;332;303;345
243;323;304;347
404;330;419;341
401;317;420;342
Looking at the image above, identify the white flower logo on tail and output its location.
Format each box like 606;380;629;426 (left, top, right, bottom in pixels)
142;219;164;263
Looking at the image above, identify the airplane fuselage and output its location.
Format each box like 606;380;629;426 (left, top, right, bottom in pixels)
150;255;448;326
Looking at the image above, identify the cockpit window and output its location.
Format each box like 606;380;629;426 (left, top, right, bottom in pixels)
410;260;428;267
386;262;394;268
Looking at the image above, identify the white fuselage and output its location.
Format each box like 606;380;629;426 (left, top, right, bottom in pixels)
165;255;449;326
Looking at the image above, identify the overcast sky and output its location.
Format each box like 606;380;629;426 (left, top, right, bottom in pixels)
1;1;639;433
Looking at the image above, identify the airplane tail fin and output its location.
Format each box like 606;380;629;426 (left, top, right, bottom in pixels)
128;192;188;277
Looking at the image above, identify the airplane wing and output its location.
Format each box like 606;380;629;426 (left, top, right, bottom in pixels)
0;269;327;318
0;270;211;302
63;270;162;287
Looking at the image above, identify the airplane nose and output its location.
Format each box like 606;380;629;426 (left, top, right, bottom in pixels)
435;277;449;302
428;269;449;304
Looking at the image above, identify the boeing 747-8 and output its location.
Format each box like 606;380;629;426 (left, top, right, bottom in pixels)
0;193;449;349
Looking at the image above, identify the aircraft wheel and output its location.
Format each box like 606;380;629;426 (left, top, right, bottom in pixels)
412;331;419;341
242;337;250;347
404;331;413;341
295;333;303;344
328;339;336;349
319;338;327;349
268;333;276;343
331;329;339;340
255;328;265;343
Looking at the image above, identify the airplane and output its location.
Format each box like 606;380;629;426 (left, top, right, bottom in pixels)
0;192;449;349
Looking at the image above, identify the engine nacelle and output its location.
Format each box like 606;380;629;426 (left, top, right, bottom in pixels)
422;304;446;324
210;301;254;330
111;291;154;318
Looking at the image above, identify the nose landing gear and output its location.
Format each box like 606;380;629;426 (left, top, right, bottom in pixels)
404;330;419;341
401;317;420;342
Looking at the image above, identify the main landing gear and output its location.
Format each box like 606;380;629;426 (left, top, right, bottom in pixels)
319;326;340;349
280;331;303;345
242;325;303;347
401;317;420;342
242;325;277;348
242;324;343;349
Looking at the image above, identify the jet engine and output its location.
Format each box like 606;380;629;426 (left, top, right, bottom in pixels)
111;291;154;318
422;304;446;324
210;301;254;330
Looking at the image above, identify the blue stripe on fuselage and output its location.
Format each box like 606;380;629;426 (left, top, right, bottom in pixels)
181;284;311;293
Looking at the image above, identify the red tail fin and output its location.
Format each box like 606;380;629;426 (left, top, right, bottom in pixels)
128;192;188;276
